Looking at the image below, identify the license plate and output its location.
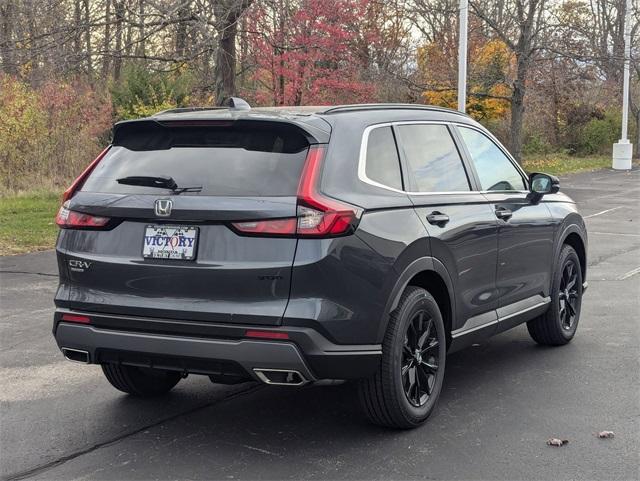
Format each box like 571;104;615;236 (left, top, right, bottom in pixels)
142;225;198;260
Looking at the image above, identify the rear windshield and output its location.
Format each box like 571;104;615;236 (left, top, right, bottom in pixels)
81;122;310;197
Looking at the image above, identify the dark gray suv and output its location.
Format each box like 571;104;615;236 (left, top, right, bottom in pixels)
53;102;588;428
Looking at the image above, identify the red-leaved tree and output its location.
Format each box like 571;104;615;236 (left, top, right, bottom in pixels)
245;0;376;106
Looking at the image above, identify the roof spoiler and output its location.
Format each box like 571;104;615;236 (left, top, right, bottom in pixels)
111;118;327;150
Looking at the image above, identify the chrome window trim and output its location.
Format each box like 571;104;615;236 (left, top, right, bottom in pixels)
358;120;530;196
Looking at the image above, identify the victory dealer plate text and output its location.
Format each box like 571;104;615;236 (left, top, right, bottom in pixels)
143;225;198;260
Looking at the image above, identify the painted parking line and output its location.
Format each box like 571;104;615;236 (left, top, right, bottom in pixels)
584;206;625;219
589;231;640;237
617;266;640;280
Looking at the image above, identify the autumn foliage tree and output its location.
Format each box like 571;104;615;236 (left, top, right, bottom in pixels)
419;36;512;121
244;0;376;105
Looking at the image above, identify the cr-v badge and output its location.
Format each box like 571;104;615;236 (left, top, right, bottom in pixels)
155;199;173;217
68;259;92;272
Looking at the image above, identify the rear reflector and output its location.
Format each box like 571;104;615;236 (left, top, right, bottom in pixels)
245;330;290;340
56;204;110;229
61;314;91;324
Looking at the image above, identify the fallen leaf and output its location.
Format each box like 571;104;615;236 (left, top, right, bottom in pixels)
597;431;615;439
547;438;569;447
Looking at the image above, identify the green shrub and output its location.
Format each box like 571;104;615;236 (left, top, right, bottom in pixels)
110;64;193;119
523;132;553;156
564;108;620;155
577;116;619;155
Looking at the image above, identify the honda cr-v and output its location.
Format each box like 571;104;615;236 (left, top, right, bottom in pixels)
53;101;588;428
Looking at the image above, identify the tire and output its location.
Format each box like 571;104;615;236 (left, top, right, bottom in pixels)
527;244;583;346
101;363;182;397
358;286;446;429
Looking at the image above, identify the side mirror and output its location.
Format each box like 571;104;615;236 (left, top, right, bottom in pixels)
529;172;559;201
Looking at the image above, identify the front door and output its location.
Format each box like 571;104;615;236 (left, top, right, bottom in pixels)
455;126;555;320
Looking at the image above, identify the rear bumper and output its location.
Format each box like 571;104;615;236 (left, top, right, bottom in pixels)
53;310;381;382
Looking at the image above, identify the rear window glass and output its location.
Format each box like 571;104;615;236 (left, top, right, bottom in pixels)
81;123;310;197
396;124;470;193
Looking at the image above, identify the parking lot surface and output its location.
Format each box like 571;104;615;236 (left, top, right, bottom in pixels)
1;168;638;480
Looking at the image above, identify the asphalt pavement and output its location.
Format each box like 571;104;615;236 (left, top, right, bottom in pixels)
1;168;638;481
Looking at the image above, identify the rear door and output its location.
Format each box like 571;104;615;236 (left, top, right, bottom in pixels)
56;120;312;325
395;123;500;334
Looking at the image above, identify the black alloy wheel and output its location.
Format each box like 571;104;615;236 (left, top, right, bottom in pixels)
402;311;440;407
559;258;580;330
359;286;446;428
527;244;583;346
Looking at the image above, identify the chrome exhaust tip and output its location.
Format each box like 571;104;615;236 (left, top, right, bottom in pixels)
253;368;308;386
61;348;90;364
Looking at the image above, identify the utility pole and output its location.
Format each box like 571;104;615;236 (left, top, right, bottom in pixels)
458;0;469;113
612;0;633;170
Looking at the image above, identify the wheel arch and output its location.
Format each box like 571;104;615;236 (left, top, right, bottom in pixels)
378;257;456;350
555;223;588;282
563;231;586;279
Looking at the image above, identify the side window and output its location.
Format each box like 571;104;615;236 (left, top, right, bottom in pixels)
396;124;470;192
458;127;526;191
365;126;403;190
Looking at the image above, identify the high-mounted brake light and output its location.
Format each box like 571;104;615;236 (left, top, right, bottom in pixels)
62;146;111;203
231;145;361;238
55;203;110;229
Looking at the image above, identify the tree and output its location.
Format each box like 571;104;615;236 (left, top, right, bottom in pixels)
245;0;375;106
213;0;253;104
417;32;512;121
471;0;549;163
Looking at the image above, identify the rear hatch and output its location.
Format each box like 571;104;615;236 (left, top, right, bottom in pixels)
55;119;318;325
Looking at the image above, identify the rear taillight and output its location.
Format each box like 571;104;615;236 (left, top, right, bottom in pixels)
231;145;361;238
55;203;110;229
232;218;297;236
57;146;111;229
61;146;110;203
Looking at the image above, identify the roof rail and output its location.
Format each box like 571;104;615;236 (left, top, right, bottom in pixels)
321;103;468;116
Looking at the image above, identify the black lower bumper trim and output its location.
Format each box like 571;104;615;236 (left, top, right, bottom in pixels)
53;309;382;380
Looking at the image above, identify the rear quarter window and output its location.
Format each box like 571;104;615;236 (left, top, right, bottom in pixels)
364;126;403;190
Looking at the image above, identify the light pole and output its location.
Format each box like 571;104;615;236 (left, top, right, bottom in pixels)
612;0;633;170
458;0;469;113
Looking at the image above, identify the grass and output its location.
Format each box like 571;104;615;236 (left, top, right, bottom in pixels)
521;153;612;176
0;154;627;256
0;191;60;255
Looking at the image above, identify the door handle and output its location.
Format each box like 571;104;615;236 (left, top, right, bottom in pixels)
495;207;513;220
426;212;450;225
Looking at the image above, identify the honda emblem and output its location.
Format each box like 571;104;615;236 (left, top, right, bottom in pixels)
155;199;173;217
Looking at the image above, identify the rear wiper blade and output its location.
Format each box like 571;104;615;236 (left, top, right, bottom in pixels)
116;175;202;194
117;175;178;189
